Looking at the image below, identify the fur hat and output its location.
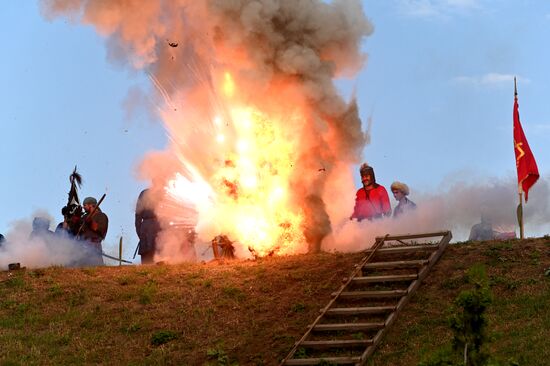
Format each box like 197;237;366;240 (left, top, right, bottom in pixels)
390;181;409;196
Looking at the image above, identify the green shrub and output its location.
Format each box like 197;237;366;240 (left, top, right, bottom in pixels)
419;264;495;366
150;330;177;346
139;281;157;305
207;346;230;365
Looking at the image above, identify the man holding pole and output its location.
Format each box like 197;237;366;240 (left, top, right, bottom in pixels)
80;196;109;265
513;77;539;239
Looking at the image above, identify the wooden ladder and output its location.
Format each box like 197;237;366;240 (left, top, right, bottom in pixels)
280;230;452;365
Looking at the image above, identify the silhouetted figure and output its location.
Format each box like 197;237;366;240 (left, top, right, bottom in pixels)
135;189;161;264
55;206;76;238
29;217;55;241
468;214;495;241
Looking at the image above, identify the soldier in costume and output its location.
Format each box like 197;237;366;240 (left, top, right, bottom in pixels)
80;196;109;265
135;188;162;264
350;163;391;221
390;181;417;218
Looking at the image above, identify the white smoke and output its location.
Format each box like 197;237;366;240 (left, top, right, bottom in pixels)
323;174;550;252
0;211;113;270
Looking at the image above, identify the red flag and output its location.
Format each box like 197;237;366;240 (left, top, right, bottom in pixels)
513;93;539;202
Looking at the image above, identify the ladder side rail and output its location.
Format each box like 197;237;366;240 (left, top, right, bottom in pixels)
280;235;388;365
375;230;451;241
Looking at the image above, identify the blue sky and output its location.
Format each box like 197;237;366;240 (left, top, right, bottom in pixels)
1;0;549;259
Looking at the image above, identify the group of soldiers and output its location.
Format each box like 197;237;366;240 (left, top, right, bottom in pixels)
56;195;109;265
0;163;504;268
0;172;189;267
0;197;108;267
0;168;109;266
350;163;517;242
32;196;109;266
350;163;417;221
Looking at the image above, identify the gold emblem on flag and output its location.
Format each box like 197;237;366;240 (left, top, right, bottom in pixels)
514;140;525;167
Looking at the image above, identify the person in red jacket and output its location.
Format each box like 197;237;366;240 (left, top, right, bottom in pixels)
350;163;391;221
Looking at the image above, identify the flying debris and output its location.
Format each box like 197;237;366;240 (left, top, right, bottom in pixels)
166;40;178;48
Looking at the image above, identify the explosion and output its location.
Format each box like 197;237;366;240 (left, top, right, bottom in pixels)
42;0;374;259
164;76;307;256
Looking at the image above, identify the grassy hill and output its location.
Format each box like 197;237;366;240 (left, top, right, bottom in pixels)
1;237;549;365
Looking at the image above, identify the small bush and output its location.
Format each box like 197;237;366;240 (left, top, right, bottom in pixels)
4;275;25;288
124;323;142;334
80;268;97;276
28;269;45;278
207;346;230;365
222;286;245;301
117;275;134;286
419;264;495;366
294;347;308;359
150;330;177;346
139;281;157;305
67;288;87;306
291;303;306;313
48;284;64;298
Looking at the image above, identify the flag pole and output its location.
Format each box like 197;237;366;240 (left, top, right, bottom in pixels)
514;77;525;239
517;191;524;239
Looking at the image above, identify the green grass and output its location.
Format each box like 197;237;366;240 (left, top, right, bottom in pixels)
368;238;550;366
0;239;548;365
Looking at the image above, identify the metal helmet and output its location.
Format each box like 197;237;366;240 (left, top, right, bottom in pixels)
359;163;375;182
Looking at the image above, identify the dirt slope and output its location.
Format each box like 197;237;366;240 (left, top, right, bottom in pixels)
0;238;548;365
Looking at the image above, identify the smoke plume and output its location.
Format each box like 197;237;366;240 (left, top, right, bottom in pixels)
42;0;374;259
0;212;106;270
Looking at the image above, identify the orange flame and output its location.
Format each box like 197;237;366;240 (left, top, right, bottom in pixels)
166;73;306;257
223;72;235;98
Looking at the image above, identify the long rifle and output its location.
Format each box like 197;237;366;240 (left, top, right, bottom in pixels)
101;251;132;264
76;193;107;237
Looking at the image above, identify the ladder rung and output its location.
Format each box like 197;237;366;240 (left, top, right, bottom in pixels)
300;339;372;349
375;231;450;240
284;356;361;365
313;322;385;331
352;274;418;283
367;245;437;254
326;306;395;315
334;290;407;299
363;259;428;269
